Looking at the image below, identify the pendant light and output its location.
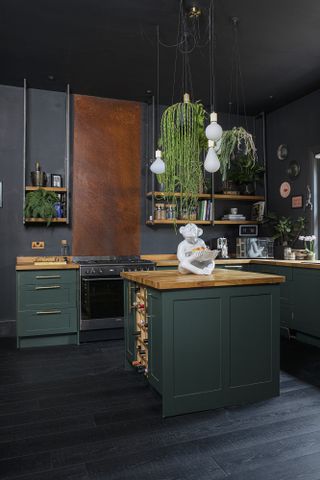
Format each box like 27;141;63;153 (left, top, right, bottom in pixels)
204;1;222;173
150;27;165;174
204;140;220;173
150;149;165;174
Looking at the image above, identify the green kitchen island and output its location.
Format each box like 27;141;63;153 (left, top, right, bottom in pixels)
122;268;284;417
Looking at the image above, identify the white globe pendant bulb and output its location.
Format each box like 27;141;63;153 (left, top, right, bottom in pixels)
204;142;220;173
150;149;165;174
205;112;223;142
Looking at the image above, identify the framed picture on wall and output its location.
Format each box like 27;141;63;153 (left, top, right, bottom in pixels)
291;195;303;209
51;174;62;188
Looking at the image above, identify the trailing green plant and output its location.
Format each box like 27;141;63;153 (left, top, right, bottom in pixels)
157;98;207;218
264;212;306;246
218;127;257;181
228;156;265;185
24;189;59;226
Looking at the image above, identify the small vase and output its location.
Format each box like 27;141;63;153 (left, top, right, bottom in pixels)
241;182;255;195
307;252;316;261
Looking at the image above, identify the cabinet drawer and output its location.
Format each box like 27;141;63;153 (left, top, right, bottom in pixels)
18;270;77;287
18;282;77;310
17;308;78;337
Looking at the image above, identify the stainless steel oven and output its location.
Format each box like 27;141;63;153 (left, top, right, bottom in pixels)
73;256;155;341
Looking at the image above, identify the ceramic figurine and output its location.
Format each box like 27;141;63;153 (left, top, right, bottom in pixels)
177;223;217;275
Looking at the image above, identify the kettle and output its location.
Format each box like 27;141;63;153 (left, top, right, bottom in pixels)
217;237;229;258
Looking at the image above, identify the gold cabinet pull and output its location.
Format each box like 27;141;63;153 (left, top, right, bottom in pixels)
35;275;62;279
35;285;61;290
36;310;62;315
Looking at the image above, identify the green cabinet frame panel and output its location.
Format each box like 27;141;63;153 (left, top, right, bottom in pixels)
16;269;79;348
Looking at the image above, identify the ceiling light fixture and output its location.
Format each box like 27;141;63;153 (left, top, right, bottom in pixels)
204;1;222;173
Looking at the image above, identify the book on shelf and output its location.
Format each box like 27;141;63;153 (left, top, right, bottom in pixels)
198;200;212;221
251;201;265;222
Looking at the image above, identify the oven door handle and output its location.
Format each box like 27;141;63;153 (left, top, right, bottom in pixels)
81;277;123;281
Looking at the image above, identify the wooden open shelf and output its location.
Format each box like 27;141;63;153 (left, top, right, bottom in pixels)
146;219;259;226
213;194;264;201
214;220;259;225
146;220;212;225
25;186;67;193
147;191;212;199
147;192;264;201
25;218;67;223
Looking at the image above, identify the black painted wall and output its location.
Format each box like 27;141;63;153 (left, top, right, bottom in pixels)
0;85;71;335
265;89;320;242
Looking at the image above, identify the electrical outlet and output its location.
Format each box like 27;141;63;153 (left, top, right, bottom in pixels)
32;241;45;249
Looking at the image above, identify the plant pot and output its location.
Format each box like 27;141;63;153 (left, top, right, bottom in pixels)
307;251;316;261
274;245;285;259
241;182;256;195
222;180;240;195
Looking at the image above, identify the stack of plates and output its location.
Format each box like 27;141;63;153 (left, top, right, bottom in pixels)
222;214;246;221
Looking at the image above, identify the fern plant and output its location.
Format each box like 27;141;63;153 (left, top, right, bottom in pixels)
24;189;59;226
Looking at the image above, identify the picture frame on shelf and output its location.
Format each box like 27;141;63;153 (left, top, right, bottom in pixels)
51;174;62;188
291;195;303;209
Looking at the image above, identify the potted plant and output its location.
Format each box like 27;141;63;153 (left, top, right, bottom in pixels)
264;212;306;258
157;94;207;219
218;127;257;182
24;189;59;226
228;156;265;195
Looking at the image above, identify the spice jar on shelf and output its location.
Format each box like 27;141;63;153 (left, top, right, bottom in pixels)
166;204;176;220
154;203;166;220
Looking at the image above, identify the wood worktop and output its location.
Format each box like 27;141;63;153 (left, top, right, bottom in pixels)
121;269;284;290
16;256;79;271
141;254;320;269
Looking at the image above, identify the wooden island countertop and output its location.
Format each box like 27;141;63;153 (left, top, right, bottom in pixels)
121;268;284;290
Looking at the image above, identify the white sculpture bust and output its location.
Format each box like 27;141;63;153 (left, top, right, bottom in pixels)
177;223;216;275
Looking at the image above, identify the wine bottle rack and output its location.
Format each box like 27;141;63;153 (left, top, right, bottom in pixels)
132;286;149;376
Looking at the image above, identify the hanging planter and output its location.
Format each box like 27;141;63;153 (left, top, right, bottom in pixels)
218;127;257;182
157;94;207;218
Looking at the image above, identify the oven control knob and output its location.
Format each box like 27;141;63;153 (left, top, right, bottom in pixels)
85;269;90;274
99;268;103;274
91;268;96;274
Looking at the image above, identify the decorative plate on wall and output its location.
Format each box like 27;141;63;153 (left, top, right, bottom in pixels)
287;160;300;179
280;181;291;198
277;144;288;160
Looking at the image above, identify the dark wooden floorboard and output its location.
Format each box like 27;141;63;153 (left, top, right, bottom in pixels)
1;337;320;479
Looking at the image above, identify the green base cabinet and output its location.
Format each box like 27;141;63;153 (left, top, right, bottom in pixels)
248;264;293;334
124;281;280;417
16;269;79;348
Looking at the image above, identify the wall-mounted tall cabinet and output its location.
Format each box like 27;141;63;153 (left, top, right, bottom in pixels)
22;80;71;224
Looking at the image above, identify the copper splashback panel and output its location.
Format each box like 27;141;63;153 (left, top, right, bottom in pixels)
72;95;141;255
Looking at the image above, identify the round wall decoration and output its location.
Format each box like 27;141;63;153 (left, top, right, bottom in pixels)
277;144;288;160
280;181;291;198
287;160;300;179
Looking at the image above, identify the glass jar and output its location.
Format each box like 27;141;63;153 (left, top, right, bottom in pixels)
166;204;176;220
154;203;163;220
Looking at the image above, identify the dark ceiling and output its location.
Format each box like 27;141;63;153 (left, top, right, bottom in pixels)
2;0;320;115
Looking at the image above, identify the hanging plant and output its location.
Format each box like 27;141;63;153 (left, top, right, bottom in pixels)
157;96;207;218
218;127;257;181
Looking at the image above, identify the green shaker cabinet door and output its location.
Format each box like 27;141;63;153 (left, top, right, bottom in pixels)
292;269;320;337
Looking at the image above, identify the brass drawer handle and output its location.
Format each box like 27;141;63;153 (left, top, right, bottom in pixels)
36;310;62;315
35;285;62;290
35;275;62;279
